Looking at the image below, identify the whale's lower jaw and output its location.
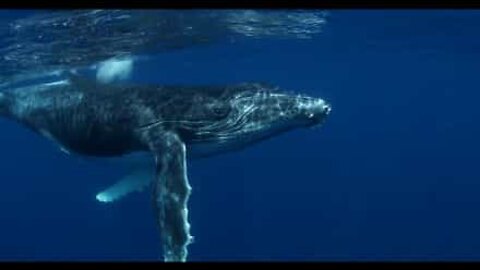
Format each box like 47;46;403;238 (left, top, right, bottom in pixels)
187;120;305;159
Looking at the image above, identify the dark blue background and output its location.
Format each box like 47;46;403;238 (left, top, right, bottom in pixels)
0;10;479;261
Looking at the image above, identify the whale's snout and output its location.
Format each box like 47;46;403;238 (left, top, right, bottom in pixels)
323;103;332;115
301;97;331;128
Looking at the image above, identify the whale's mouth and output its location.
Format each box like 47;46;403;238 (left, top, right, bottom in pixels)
324;103;332;115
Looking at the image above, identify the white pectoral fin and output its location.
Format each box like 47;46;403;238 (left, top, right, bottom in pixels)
155;133;193;262
96;166;154;203
146;129;193;262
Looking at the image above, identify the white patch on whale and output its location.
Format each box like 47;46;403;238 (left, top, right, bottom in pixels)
96;56;133;83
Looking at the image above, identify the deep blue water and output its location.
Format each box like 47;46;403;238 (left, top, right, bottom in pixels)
0;10;480;261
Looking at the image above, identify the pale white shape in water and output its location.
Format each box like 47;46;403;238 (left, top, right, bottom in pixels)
96;56;133;83
42;79;70;87
96;165;154;203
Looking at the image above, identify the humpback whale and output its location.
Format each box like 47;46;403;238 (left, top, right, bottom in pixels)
0;75;331;262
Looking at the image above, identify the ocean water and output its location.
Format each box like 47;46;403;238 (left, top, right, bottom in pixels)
0;9;479;262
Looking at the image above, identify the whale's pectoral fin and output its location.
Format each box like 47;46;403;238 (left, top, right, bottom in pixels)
144;130;193;262
96;165;154;203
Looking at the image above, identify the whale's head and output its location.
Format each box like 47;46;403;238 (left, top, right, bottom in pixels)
227;83;331;132
186;83;331;150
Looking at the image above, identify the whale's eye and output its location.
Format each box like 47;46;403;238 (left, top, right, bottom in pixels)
209;103;230;118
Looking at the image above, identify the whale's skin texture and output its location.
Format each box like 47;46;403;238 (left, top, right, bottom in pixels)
0;75;331;262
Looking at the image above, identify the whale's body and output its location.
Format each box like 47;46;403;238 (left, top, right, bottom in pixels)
0;75;331;261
